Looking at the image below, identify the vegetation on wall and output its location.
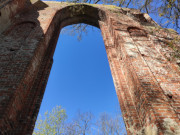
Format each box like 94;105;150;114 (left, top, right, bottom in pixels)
61;0;180;33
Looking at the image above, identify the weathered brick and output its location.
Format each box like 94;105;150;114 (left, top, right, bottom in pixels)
0;0;180;134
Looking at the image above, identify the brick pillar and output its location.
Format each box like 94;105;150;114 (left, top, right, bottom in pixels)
100;13;180;134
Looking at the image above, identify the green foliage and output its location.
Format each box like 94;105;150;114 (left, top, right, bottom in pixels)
33;106;67;135
33;106;126;135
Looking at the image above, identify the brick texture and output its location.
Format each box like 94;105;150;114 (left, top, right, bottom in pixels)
0;0;179;134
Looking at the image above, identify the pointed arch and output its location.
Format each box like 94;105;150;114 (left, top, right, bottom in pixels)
0;1;180;134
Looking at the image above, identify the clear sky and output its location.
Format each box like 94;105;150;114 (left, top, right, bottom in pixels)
38;25;123;121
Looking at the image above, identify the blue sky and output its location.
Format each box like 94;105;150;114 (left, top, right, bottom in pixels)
38;26;122;120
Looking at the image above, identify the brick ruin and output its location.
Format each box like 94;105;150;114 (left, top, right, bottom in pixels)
0;0;180;134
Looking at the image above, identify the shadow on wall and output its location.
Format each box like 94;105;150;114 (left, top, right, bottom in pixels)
0;0;45;134
0;0;106;134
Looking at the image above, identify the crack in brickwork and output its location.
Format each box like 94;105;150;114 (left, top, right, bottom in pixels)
0;0;179;134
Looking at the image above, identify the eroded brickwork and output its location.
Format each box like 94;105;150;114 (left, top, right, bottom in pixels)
0;0;180;134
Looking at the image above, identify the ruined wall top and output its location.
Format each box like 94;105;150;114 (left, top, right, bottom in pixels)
0;0;155;33
0;0;179;64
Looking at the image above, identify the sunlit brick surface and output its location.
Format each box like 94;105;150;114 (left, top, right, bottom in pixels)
0;0;179;134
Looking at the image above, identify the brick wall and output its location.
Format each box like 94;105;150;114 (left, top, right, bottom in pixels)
0;0;179;134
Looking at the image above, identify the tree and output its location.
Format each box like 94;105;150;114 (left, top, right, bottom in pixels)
96;113;127;135
33;105;67;135
60;0;180;39
61;24;91;41
65;111;94;135
33;106;127;135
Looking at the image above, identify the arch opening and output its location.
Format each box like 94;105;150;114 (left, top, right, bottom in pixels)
28;3;120;134
33;24;126;134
